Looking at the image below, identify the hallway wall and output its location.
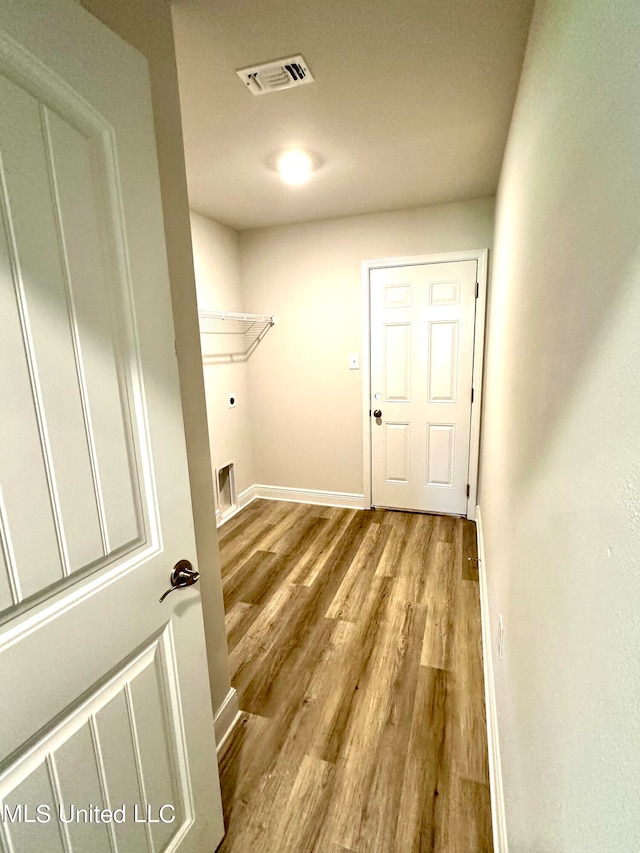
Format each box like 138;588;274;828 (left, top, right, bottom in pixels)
479;0;640;848
240;198;494;496
191;212;256;505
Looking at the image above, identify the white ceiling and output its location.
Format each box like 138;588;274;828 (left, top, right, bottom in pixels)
171;0;534;231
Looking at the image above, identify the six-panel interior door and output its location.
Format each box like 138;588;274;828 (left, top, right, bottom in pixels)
0;2;224;851
370;260;477;515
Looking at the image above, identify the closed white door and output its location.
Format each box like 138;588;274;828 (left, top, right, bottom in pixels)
0;2;224;852
370;260;477;515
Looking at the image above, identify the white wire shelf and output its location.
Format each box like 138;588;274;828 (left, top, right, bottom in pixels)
198;310;275;336
198;310;275;362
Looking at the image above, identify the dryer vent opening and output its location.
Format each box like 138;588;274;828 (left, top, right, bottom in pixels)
217;463;236;518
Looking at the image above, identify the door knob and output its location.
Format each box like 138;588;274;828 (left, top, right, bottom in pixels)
373;409;382;418
159;559;200;603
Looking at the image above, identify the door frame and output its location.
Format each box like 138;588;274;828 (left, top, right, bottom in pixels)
360;249;488;520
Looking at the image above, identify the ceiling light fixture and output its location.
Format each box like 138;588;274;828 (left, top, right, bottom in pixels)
278;150;312;184
268;149;322;186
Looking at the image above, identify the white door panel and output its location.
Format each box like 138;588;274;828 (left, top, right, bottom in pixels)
370;260;477;515
2;628;195;852
384;422;410;483
0;72;141;592
384;324;411;400
0;2;223;850
426;423;456;486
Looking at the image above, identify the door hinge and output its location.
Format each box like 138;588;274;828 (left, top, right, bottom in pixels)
471;387;474;403
369;409;372;416
475;282;479;299
466;484;470;498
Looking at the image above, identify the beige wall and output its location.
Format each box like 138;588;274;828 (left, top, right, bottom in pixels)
79;0;231;716
479;0;640;848
191;212;256;500
240;198;494;495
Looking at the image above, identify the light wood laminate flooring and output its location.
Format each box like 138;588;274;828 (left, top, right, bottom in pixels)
216;500;492;853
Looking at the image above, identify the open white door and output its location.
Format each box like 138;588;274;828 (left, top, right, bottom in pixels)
0;2;224;851
370;259;478;516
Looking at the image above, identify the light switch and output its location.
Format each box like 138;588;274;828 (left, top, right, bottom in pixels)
349;353;359;370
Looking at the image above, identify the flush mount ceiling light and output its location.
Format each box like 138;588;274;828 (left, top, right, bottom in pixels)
268;149;322;186
277;150;312;185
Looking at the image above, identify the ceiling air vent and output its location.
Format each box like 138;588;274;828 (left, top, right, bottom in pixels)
236;55;314;96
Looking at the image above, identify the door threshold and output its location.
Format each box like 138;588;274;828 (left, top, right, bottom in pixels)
372;505;466;518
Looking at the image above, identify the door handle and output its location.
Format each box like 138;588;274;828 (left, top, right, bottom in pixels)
159;559;200;603
373;409;382;418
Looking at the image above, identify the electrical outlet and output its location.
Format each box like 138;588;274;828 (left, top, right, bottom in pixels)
228;393;237;408
497;615;504;660
349;353;359;370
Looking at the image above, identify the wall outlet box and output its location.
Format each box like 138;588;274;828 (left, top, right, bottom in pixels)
228;394;237;408
349;353;359;370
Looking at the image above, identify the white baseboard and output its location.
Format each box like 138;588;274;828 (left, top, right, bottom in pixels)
238;484;257;508
215;483;365;527
214;687;241;755
253;484;366;510
216;485;257;528
476;506;508;853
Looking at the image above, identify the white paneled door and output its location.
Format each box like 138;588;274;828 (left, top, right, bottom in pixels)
0;2;224;852
370;260;478;515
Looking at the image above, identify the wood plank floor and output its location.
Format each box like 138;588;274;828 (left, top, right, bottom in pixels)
216;500;492;853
